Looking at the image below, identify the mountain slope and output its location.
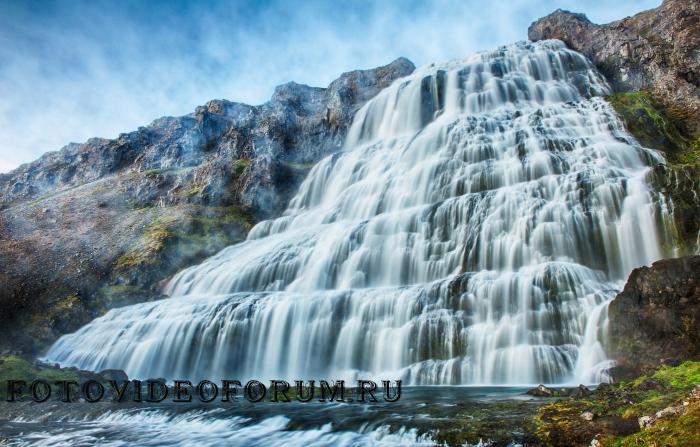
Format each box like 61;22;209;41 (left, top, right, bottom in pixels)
0;57;415;353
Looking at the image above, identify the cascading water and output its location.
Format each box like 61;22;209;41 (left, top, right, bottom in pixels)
46;40;668;385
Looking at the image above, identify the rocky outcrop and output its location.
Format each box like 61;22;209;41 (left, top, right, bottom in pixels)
0;57;415;353
529;0;700;138
0;57;414;214
607;256;700;372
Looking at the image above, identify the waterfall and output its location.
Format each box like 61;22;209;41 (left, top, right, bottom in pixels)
46;40;667;385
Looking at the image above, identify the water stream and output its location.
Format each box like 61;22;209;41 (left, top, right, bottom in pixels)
45;40;667;386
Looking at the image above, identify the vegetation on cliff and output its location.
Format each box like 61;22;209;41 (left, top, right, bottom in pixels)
0;58;415;354
606;91;699;165
606;91;700;254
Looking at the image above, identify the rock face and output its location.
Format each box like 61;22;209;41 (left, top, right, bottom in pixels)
529;0;700;137
0;57;415;353
608;256;700;371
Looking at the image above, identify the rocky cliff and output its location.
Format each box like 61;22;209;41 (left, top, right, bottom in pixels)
529;0;700;137
0;58;415;353
608;256;700;372
530;0;700;254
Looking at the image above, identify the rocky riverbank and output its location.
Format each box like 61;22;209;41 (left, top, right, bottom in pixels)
534;361;700;446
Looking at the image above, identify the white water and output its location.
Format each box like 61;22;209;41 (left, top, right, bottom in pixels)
5;410;437;447
46;40;667;385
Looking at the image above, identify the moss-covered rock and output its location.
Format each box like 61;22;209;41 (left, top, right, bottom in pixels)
112;205;254;288
533;361;700;446
616;396;700;447
607;91;694;162
0;354;80;399
0;354;79;383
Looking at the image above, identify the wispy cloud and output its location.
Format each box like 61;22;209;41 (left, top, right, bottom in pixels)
0;0;660;172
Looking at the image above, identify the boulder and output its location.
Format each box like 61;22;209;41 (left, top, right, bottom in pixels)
607;256;700;372
99;369;129;383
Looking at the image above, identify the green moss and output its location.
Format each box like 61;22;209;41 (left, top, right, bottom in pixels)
652;361;700;388
186;184;207;197
607;91;700;253
231;158;251;176
178;206;255;235
534;362;700;445
0;355;78;383
616;399;700;447
142;166;192;179
114;206;255;273
143;168;166;179
0;354;80;398
608;89;700;176
115;218;175;270
606;91;697;165
99;284;144;296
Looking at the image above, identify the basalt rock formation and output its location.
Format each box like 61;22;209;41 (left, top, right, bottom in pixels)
0;57;415;353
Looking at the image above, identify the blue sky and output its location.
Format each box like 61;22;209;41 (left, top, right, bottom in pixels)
0;0;660;172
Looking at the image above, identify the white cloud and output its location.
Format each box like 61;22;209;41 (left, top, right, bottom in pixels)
0;0;660;173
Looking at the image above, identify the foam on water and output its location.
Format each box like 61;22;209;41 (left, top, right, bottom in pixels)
4;410;438;447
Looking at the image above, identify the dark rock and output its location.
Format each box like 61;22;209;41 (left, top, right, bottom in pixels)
99;369;129;383
607;256;700;371
528;384;558;397
661;358;683;367
570;385;593;398
526;384;591;398
636;378;667;392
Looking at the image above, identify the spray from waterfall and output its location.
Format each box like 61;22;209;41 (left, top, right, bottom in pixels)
46;40;669;385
